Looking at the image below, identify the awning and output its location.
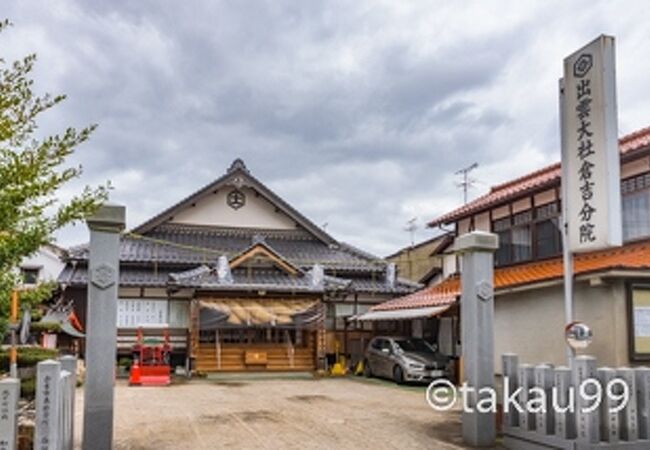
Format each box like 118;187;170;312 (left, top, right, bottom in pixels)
352;305;451;322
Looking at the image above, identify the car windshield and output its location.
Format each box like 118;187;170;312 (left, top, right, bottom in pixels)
394;338;433;353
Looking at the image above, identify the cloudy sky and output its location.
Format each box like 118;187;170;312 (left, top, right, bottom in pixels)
3;1;650;256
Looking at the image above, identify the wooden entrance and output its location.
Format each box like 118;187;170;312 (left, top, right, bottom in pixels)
195;330;317;372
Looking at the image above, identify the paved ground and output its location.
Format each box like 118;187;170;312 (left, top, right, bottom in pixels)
73;376;496;449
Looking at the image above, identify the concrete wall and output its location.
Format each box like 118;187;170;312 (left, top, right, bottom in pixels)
386;237;445;283
494;279;628;373
171;186;298;229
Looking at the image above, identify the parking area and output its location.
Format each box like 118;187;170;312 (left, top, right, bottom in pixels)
74;376;469;449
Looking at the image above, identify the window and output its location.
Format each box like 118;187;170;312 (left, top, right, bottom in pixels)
494;218;512;266
511;223;531;262
493;212;532;265
492;201;561;266
622;173;650;241
536;218;562;259
535;203;562;259
21;268;39;285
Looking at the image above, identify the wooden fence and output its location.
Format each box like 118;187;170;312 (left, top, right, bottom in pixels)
502;353;650;449
0;356;77;450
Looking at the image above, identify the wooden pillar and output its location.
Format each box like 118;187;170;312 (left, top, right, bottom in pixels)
190;298;199;361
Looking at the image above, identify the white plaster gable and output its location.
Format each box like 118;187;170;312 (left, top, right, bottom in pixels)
170;186;298;230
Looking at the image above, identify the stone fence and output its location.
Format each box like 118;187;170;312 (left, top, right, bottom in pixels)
502;353;650;449
0;356;77;450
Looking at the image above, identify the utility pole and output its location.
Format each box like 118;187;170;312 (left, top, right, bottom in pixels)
456;162;479;204
404;218;417;280
9;289;19;378
404;217;417;247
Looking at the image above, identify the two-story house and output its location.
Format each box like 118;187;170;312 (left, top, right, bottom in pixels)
370;125;650;371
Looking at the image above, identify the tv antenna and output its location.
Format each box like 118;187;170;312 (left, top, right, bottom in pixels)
455;162;479;204
404;218;417;247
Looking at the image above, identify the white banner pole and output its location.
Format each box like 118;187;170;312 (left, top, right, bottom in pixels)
559;77;575;365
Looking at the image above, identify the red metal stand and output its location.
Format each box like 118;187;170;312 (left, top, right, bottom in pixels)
129;327;171;386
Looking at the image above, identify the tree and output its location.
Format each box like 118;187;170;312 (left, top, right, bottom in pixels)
0;19;109;337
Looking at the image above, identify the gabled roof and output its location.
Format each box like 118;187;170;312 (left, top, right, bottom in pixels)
229;240;301;275
132;158;335;245
429;126;650;227
374;237;650;311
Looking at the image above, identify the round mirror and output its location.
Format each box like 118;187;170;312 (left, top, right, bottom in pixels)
565;321;593;350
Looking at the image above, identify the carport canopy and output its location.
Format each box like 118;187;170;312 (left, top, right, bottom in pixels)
351;304;451;321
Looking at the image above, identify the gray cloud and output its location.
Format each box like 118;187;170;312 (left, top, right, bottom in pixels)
3;0;650;255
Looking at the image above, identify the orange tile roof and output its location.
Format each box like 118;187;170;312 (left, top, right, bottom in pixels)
429;126;650;227
373;238;650;311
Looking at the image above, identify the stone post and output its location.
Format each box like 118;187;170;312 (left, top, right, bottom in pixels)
635;367;650;440
501;353;519;428
0;378;19;450
59;355;77;450
456;231;498;447
34;360;62;450
554;366;574;439
598;367;620;444
573;355;599;444
535;364;555;435
519;364;535;431
82;203;125;450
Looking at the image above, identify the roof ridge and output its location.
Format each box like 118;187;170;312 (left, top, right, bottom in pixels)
489;162;561;194
620;124;650;144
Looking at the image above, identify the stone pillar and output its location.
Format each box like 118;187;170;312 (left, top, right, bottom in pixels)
501;353;519;428
535;364;555;435
573;355;599;444
0;378;20;450
456;231;498;447
34;360;62;450
82;203;125;450
598;367;620;444
59;355;77;450
554;366;574;439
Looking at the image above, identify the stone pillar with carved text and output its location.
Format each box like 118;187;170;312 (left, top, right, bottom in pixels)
456;231;498;447
82;203;125;450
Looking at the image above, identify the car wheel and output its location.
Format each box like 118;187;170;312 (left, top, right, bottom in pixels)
363;359;373;377
393;365;404;384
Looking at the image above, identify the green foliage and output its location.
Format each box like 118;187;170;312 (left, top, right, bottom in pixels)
0;345;58;370
118;357;132;369
21;376;36;399
0;19;109;337
29;320;62;333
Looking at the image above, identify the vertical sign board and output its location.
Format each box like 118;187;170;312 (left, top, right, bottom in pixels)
561;35;621;253
0;379;19;450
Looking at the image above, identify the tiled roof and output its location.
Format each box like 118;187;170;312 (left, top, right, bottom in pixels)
67;224;385;272
373;238;650;311
429;126;650;227
60;262;418;294
60;264;172;287
348;277;423;295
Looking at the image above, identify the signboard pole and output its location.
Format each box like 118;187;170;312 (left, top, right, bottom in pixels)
560;35;620;363
559;77;576;364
